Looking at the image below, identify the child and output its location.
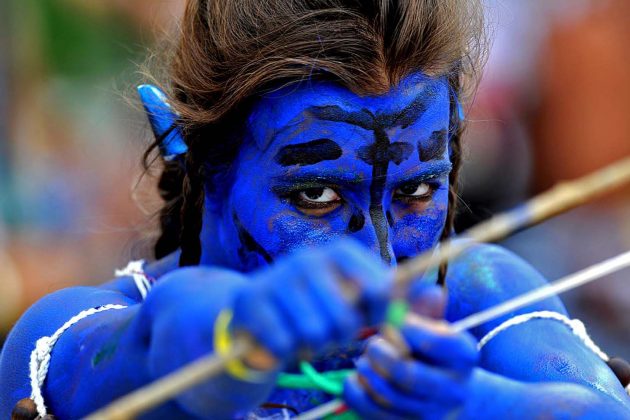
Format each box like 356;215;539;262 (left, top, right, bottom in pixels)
2;1;628;418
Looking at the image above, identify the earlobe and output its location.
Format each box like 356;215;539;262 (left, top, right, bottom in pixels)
137;84;188;160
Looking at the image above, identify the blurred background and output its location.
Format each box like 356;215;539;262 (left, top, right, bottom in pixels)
0;0;628;359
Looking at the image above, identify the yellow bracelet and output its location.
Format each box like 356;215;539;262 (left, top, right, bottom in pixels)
213;309;270;382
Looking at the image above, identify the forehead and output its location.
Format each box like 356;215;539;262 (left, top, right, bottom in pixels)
245;73;450;151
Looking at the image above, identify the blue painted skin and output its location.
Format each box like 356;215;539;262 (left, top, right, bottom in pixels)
1;74;629;419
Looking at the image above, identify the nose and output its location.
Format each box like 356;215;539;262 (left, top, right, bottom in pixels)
348;207;395;266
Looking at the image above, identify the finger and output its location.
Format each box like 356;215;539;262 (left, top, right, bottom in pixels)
231;285;295;360
343;375;409;420
355;358;442;417
329;239;393;326
302;257;361;343
137;84;188;159
366;338;468;404
400;316;479;372
270;261;328;352
407;284;446;319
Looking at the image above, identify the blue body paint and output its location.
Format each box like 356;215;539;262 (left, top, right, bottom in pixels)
0;74;628;418
201;73;451;270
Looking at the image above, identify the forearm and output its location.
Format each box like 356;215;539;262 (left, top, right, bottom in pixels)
136;267;279;418
2;270;276;419
45;299;272;419
461;368;630;419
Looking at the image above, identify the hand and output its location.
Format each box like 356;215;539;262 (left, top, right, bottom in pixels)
344;286;479;419
230;239;392;365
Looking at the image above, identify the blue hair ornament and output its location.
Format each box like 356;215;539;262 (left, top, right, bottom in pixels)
457;99;465;121
137;84;188;160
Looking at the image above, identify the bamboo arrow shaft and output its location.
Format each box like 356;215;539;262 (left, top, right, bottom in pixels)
85;157;630;419
294;248;630;420
394;157;630;286
451;249;630;332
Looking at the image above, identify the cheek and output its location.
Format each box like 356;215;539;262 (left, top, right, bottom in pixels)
267;211;343;254
390;188;448;258
224;181;349;268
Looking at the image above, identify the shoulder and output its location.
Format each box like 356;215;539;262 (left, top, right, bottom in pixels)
445;242;567;335
0;285;136;417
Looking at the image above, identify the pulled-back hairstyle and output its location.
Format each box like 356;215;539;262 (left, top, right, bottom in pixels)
146;0;486;284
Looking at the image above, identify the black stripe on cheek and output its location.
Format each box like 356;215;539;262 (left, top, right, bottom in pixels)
419;129;447;162
274;138;342;167
233;211;273;264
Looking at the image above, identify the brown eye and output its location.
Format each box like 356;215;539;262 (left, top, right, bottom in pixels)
298;187;340;203
395;182;432;199
290;186;342;215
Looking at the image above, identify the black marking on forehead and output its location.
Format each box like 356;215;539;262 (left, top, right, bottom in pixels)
308;84;437;131
357;142;414;166
274;138;342;167
348;210;366;233
233;212;273;264
419;129;447;162
307;106;374;130
378;86;437;128
305;85;439;265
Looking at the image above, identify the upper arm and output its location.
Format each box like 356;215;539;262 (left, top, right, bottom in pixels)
445;243;629;407
445;243;567;336
0;285;139;417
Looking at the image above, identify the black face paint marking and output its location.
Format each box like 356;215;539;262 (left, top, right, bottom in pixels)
308;87;435;264
386;210;394;227
367;125;393;263
274;138;342;167
378;90;436;128
307;106;374;130
348;210;366;233
233;212;273;264
357;142;413;166
419;129;447;162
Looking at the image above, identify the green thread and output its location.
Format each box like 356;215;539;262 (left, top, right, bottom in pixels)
325;410;361;420
273;298;411;418
298;360;344;395
276;369;353;391
386;299;409;328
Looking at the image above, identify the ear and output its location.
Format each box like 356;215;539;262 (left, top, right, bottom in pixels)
137;84;188;160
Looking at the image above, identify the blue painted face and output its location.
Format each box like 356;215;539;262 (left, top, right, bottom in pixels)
200;73;452;271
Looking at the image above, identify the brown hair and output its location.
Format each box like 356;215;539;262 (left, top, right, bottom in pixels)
146;0;486;283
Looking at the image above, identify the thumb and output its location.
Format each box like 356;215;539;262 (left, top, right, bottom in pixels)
407;284;446;319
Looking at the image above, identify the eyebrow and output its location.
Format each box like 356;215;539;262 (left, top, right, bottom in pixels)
396;160;453;184
419;129;448;162
271;171;369;194
270;160;452;193
274;138;343;167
